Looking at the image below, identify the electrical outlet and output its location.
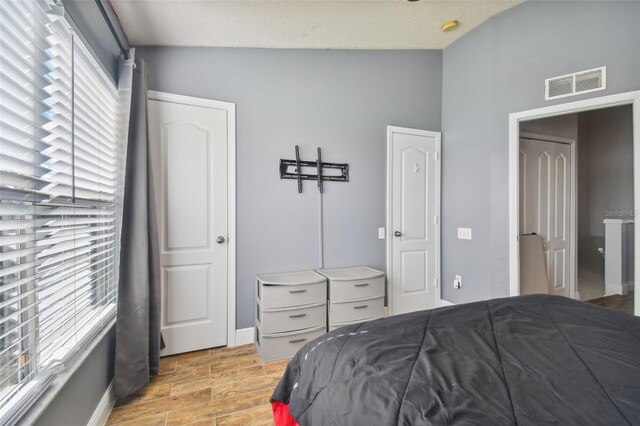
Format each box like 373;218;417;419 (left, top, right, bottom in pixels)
453;275;462;289
457;228;472;240
378;227;385;239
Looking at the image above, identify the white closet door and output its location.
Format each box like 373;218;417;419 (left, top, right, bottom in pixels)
520;138;571;297
388;127;440;315
149;97;229;355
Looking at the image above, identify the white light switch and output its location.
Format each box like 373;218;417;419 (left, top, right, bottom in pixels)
457;228;472;240
378;227;385;239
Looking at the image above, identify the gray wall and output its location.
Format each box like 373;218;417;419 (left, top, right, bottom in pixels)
577;105;634;280
520;114;578;141
441;0;640;303
136;47;443;328
34;327;116;426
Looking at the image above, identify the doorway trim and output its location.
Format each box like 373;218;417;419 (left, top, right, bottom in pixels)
386;126;441;316
519;132;577;300
508;90;640;316
147;90;237;346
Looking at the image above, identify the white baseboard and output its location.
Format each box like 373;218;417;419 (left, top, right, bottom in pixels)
87;380;115;426
235;327;255;346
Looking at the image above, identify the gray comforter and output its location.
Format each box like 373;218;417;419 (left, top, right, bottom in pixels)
271;295;640;425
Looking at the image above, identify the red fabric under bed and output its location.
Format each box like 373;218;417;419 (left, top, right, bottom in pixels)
272;402;301;426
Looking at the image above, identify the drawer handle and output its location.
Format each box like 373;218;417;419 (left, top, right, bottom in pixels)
289;289;307;294
289;314;307;319
355;283;369;287
353;305;369;309
289;338;307;344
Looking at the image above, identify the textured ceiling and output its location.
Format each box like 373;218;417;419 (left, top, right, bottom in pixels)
110;0;521;50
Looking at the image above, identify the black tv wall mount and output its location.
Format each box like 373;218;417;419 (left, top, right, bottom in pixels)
279;146;349;193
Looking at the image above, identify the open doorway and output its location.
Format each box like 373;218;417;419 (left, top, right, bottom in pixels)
509;91;640;316
518;106;633;315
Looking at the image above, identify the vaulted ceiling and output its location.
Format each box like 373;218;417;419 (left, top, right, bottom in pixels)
110;0;521;50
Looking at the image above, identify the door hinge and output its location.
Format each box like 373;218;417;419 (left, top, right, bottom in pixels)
433;278;439;288
434;215;439;224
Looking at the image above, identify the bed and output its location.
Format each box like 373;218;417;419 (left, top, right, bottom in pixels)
270;294;640;425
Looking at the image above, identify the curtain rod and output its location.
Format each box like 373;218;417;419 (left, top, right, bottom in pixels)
95;0;130;61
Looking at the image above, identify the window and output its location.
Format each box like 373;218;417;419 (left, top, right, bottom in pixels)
0;0;119;419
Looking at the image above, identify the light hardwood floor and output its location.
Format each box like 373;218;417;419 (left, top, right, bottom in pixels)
106;344;286;426
586;292;634;315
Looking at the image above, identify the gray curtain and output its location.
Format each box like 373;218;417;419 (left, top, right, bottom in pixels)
114;57;162;399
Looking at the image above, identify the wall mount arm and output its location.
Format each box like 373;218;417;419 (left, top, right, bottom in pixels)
280;146;349;193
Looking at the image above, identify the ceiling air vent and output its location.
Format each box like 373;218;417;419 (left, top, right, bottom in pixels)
545;66;606;101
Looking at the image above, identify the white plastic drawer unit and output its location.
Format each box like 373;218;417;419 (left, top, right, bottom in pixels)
255;326;325;363
329;276;385;301
257;271;327;309
255;270;328;362
257;302;326;334
329;297;385;324
317;266;385;330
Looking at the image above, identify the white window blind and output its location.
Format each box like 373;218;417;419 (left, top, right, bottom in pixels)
0;0;119;420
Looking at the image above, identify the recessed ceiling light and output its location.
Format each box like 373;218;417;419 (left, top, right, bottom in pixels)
441;20;458;32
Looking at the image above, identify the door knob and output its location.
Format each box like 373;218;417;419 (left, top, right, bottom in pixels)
216;236;226;244
394;231;402;237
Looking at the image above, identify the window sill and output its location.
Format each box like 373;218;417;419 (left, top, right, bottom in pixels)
2;309;116;426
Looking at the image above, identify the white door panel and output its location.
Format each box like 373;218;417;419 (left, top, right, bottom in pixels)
149;99;229;355
389;127;440;315
400;250;428;294
520;138;571;297
165;123;210;249
165;265;210;323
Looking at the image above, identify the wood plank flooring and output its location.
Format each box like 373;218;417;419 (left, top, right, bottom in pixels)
107;345;286;426
586;292;634;315
107;294;636;425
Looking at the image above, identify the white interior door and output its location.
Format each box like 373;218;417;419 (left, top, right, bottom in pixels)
520;137;571;297
149;95;230;355
388;126;440;315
